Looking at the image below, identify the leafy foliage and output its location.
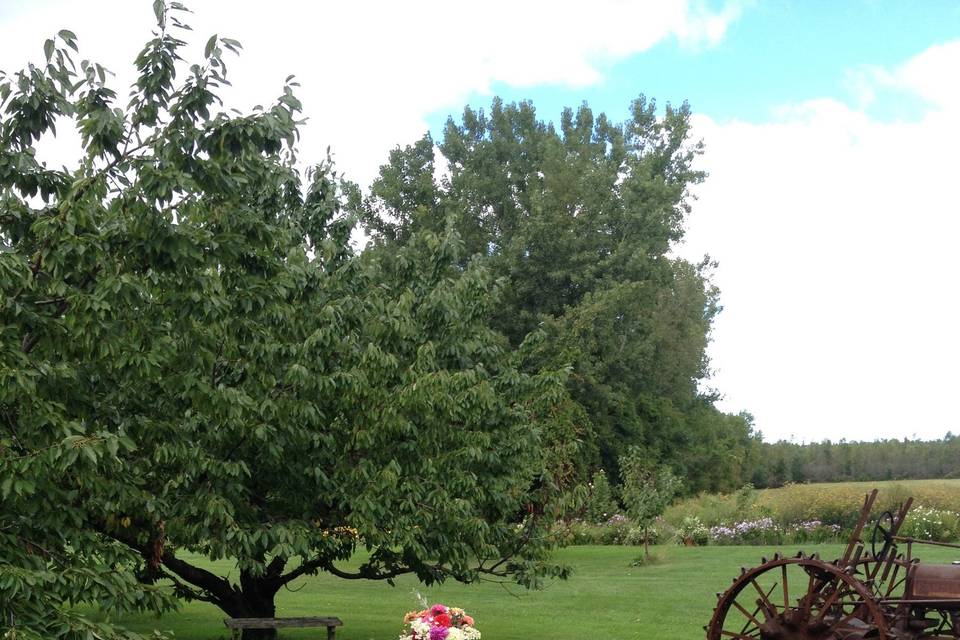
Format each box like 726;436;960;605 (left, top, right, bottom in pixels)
356;97;760;490
620;450;681;525
619;447;680;558
1;5;569;638
584;470;618;524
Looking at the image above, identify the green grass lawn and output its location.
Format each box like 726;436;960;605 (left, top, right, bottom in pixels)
88;542;960;639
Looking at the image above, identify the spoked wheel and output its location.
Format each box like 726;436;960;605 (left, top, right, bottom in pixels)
706;554;889;639
871;512;896;562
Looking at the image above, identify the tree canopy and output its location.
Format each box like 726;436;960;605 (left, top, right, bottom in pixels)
356;98;761;490
0;5;571;638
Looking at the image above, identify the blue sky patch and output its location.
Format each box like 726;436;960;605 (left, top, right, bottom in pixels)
426;0;960;134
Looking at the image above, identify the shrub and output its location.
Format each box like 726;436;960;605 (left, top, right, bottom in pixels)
786;520;844;544
710;517;782;545
585;470;620;524
899;506;960;542
601;515;633;544
663;486;760;528
552;514;675;546
675;516;710;546
566;520;602;545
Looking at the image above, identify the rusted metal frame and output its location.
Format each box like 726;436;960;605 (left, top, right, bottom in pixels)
709;489;960;640
840;489;878;568
879;598;960;606
781;564;789;610
738;582;778;637
882;560;906;599
893;537;960;551
871;497;914;585
799;571;817;621
730;599;763;631
812;581;854;624
827;606;870;633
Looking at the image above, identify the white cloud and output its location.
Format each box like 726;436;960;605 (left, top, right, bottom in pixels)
0;0;742;185
894;40;960;110
680;40;960;442
845;40;960;112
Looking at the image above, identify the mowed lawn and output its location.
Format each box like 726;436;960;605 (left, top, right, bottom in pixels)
88;543;960;639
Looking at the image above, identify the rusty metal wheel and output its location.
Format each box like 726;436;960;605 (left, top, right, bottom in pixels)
706;554;889;640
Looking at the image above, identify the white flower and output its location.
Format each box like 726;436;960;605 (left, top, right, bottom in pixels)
410;620;431;639
462;626;482;640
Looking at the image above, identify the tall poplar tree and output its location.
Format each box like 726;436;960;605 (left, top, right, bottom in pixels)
357;98;759;488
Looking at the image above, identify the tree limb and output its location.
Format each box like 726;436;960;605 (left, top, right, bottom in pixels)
21;265;102;354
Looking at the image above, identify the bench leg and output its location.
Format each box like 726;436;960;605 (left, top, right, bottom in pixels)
327;626;336;640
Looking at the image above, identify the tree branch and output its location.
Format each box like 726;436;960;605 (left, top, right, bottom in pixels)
276;555;418;586
323;561;417;582
159;566;223;607
99;521;240;610
277;557;326;586
159;548;236;601
265;554;287;578
21;265;102;354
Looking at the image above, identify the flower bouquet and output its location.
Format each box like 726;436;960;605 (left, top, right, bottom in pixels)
400;604;481;640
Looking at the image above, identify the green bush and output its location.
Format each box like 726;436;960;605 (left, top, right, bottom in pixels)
664;485;761;528
585;470;620;524
899;506;960;542
675;516;709;546
785;521;845;544
708;517;783;546
624;524;663;546
553;515;671;546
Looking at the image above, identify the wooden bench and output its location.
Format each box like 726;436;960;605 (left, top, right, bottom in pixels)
224;616;343;639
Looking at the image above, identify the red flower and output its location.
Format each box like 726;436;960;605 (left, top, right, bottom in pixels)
434;613;452;627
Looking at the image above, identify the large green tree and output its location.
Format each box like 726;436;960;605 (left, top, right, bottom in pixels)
0;6;569;638
357;98;759;488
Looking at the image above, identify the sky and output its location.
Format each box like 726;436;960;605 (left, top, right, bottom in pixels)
1;0;959;443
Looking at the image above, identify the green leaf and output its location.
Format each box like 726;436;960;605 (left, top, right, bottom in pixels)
204;34;217;59
152;0;165;25
57;29;78;51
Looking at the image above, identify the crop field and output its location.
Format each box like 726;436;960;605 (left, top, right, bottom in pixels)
89;542;960;640
665;479;960;529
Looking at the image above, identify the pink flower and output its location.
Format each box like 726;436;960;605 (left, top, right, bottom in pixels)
430;604;448;616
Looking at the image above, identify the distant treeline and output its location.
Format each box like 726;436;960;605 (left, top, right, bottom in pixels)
746;435;960;488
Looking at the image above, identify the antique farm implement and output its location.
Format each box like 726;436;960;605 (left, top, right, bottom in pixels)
706;489;960;639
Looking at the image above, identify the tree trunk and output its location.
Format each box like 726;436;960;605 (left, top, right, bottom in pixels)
154;549;287;640
236;569;281;640
237;594;278;640
224;585;280;640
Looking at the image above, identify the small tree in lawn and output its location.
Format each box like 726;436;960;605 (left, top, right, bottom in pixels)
620;447;681;560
